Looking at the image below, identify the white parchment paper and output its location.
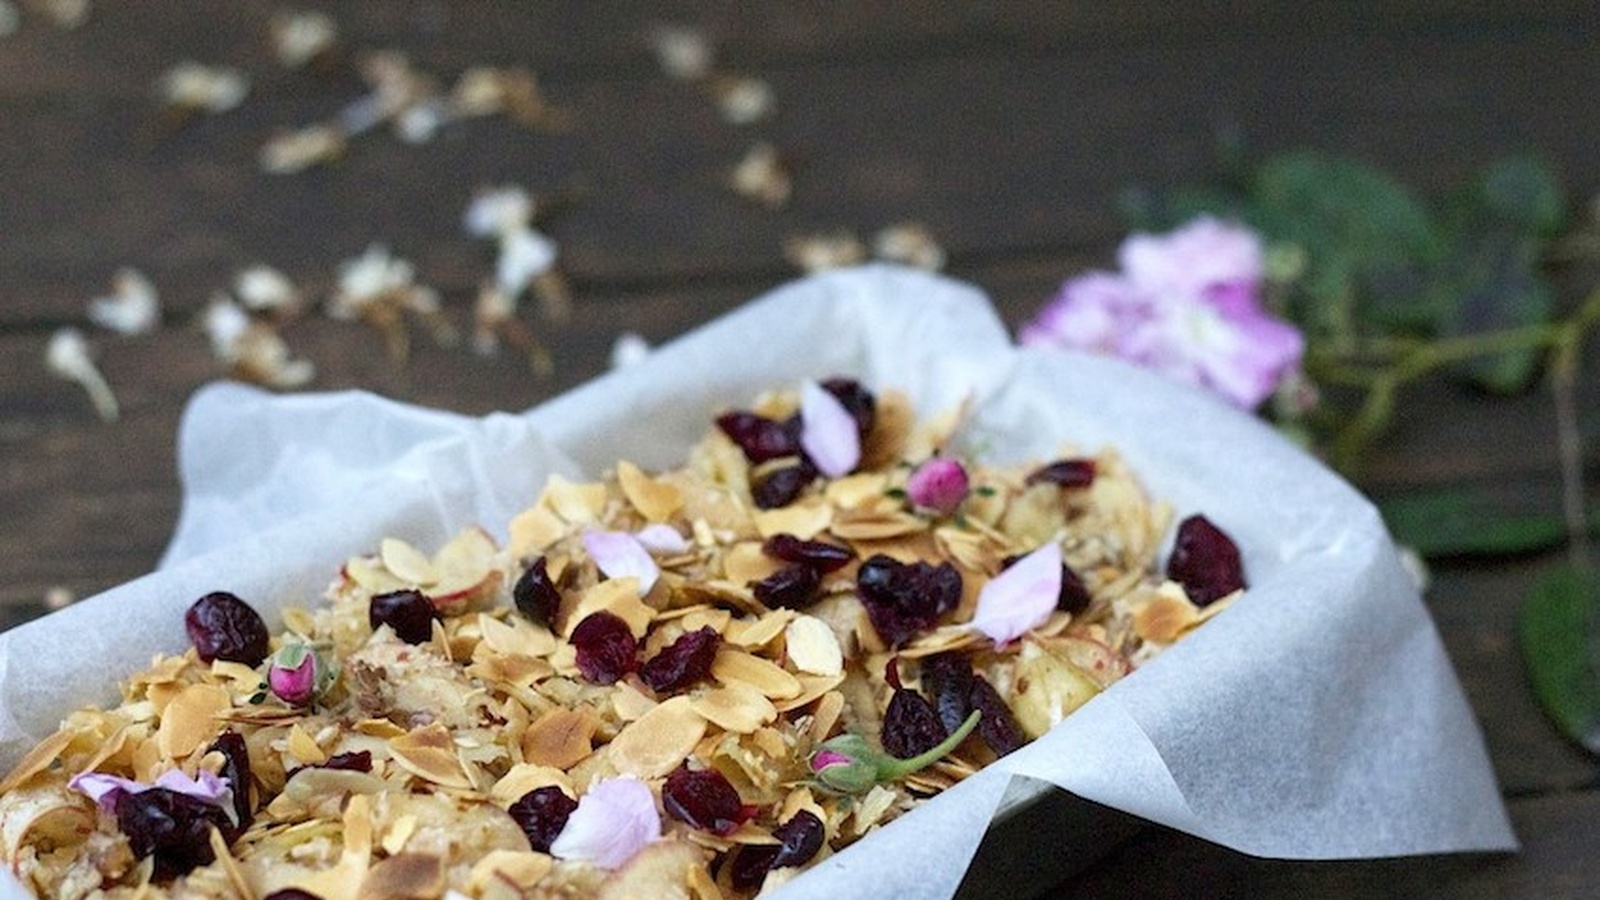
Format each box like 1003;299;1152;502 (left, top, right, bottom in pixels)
0;265;1515;899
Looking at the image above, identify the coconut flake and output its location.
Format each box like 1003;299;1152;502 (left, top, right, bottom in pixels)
583;530;660;595
799;380;860;478
548;776;661;869
969;543;1061;645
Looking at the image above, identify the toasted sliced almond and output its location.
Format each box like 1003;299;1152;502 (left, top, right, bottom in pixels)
155;683;231;759
361;852;445;900
724;609;793;650
469;850;555;893
807;690;846;741
0;728;74;794
544;474;608;524
520;708;598;770
389;723;474;790
618;460;685;522
490;764;572;806
565;578;657;638
689;683;777;734
720;541;781;585
784;615;843;676
380;537;438;585
712;650;801;700
609;696;706;778
753;499;832;540
772;673;847;713
479;613;557;658
509;504;568;557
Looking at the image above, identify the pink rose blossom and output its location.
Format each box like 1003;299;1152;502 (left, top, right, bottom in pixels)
1020;216;1303;410
905;458;969;516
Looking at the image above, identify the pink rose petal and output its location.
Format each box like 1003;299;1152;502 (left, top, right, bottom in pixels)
906;457;969;515
799;380;860;478
970;543;1062;645
70;768;234;817
549;776;662;869
634;524;690;555
583;529;659;594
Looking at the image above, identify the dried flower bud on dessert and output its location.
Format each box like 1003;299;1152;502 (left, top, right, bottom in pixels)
0;378;1247;898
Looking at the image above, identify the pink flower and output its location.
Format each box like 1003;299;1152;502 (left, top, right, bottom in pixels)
70;769;234;819
548;776;661;869
1020;216;1303;410
906;458;969;516
969;543;1062;645
583;529;660;595
799;380;860;478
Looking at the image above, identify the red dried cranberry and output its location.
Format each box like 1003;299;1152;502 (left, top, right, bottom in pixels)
369;589;438;644
508;785;579;853
114;788;228;881
751;564;822;610
207;731;252;838
752;462;815;509
856;555;962;648
320;750;373;772
820;378;876;436
881;687;948;759
920;652;976;735
969;674;1026;756
513;557;562;628
640;627;721;694
729;809;825;890
1025;458;1097;488
1166;514;1246;606
762;534;854;572
570;611;637;685
716;411;802;463
264;891;325;900
662;764;750;835
185;592;270;666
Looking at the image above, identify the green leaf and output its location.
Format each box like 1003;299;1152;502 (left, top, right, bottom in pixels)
1519;564;1600;754
1378;486;1572;558
1437;236;1554;393
1477;155;1566;237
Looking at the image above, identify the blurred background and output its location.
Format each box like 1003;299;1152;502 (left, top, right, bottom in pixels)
2;3;1598;896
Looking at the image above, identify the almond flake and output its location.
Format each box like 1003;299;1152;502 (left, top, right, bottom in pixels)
361;852;445;900
389;723;474;789
380;537;438;585
689;682;777;734
784;615;843;676
520;708;598;770
711;650;801;700
829;510;926;541
478;613;557;658
490;764;572;806
617;460;685;522
1131;583;1200;643
752;499;832;540
772;673;847;713
468;850;555;892
721;541;781;585
509;504;568;556
0;729;73;794
823;472;890;509
724;609;793;650
564;578;657;639
807;690;846;742
155;683;230;759
544;474;608;524
608;696;706;779
381;813;418;855
287;724;326;765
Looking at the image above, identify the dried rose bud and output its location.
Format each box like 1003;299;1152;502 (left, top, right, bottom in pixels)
810;710;979;795
267;640;332;707
905;457;969;516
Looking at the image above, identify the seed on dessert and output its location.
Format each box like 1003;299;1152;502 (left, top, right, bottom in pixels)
661;764;750;835
639;626;721;693
508;785;579;853
730;809;825;889
880;686;948;759
513;556;562;628
369;589;438;644
1025;458;1097;488
752;564;821;610
184;591;270;665
570;611;638;685
762;533;853;572
1165;514;1246;606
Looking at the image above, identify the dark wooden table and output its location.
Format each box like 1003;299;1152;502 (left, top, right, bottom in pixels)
3;4;1598;897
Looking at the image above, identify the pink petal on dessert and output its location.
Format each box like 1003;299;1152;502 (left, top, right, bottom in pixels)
548;776;662;870
906;457;969;515
799;380;860;478
583;529;660;594
970;543;1062;645
634;523;690;555
70;768;234;815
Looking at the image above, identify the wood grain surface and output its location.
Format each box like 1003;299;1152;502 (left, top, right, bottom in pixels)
2;3;1597;896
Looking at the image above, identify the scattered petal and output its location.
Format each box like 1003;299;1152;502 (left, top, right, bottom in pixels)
583;530;660;595
86;268;160;335
70;768;232;817
969;543;1061;645
799;380;860;478
548;776;661;870
45;328;118;421
634;524;689;555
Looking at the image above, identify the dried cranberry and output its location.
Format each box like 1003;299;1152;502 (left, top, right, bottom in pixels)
662;764;750;835
820;378;876;436
716;411;802;463
508;786;579;853
729;809;825;890
184;592;269;666
513;557;563;628
1025;458;1097;488
881;687;948;759
969;675;1027;757
264;891;325;900
1166;514;1246;606
920;652;976;735
751;564;821;610
752;461;815;509
369;589;438;644
207;731;252;838
115;788;227;880
640;627;721;694
570;611;637;685
762;534;853;572
856;555;962;648
320;750;373;772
